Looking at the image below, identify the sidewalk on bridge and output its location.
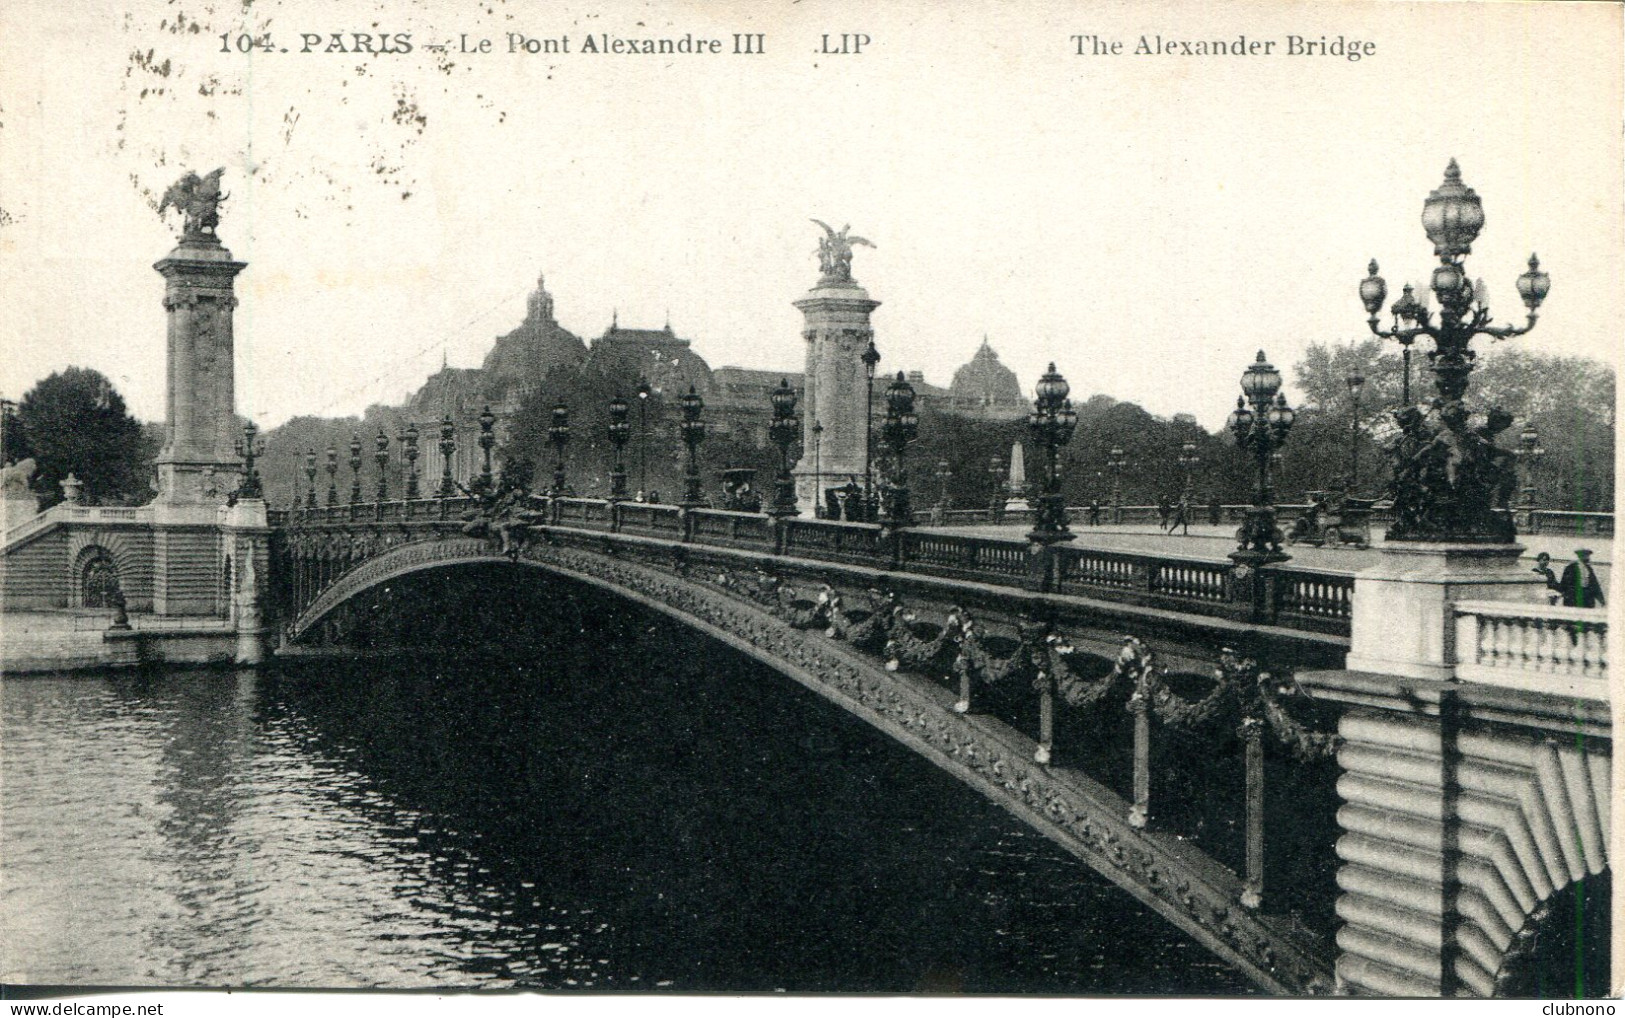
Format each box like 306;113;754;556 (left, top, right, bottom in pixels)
922;521;1612;584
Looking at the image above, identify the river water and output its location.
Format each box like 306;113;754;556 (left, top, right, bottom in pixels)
2;589;1252;994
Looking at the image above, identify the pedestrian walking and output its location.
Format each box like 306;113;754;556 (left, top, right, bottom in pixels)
1166;497;1189;536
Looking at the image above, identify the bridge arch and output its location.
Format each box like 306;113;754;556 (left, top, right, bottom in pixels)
279;532;1335;994
1493;872;1611;997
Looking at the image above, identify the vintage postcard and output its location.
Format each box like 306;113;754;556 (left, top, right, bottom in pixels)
0;0;1619;1011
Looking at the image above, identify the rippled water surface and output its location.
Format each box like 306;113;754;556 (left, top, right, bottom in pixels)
3;592;1252;993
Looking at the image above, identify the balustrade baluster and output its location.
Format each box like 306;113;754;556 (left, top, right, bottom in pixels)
1035;673;1054;765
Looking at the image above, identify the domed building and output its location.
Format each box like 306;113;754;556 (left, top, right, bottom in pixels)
582;316;713;398
479;274;589;404
947;337;1027;420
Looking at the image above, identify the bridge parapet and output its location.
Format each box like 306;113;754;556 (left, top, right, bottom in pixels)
276;497;1357;638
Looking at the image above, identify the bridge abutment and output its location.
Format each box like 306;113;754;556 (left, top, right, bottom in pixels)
1304;537;1611;997
1300;671;1611;996
0;176;271;672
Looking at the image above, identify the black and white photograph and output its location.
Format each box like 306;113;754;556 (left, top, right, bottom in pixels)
0;0;1619;1009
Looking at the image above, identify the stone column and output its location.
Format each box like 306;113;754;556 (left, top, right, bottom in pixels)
154;237;246;507
791;279;881;516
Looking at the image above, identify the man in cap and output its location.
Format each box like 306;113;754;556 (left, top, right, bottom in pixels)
1558;548;1607;608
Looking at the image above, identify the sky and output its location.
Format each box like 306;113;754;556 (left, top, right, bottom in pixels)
1;0;1621;433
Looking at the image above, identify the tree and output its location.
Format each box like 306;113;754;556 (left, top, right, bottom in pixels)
1290;340;1614;509
1;399;31;467
15;367;150;507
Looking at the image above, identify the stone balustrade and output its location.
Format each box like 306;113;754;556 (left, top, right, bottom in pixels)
2;502;156;552
1453;600;1609;701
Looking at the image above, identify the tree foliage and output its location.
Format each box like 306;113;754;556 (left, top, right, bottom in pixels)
15;367;152;507
1293;339;1614;510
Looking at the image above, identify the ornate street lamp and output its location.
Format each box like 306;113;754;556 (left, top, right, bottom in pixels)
233;420;264;500
636;378;652;499
1026;363;1078;544
606;394;630;501
399;422;420;499
1177;441;1199;503
1107;445;1129;524
1516;423;1545;528
437;414;457;499
768;378;800;517
1360;160;1550;542
934;459;953;514
1227;350;1295;569
880;371;919;526
860;337;881;522
348;432;364;506
477;405;497;493
678;385;707;508
987;453;1006;523
1344;364;1366;491
304;447;318;508
374;429;390;504
548;402;571;496
811;419;824;517
325;444;339;506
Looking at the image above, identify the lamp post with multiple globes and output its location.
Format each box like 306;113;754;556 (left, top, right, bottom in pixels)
1359;160;1550;542
233;420;264;501
477;405;496;494
678;386;707;508
1177;441;1199;504
1226;351;1296;569
768;378;800;518
987;454;1006;524
860;338;881;522
606;394;630;502
304;448;318;509
636;378;651;500
1107;446;1128;524
399;423;420;500
548;402;570;497
1344;365;1365;492
1026;363;1078;544
325;443;339;507
373;429;390;507
348;433;363;510
879;371;918;527
1516;424;1545;531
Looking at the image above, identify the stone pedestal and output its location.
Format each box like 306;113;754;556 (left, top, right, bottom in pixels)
1;493;40;535
791;280;881;516
154;239;247;506
1345;542;1546;681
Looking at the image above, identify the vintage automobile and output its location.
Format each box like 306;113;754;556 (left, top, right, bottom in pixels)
1286;490;1376;548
